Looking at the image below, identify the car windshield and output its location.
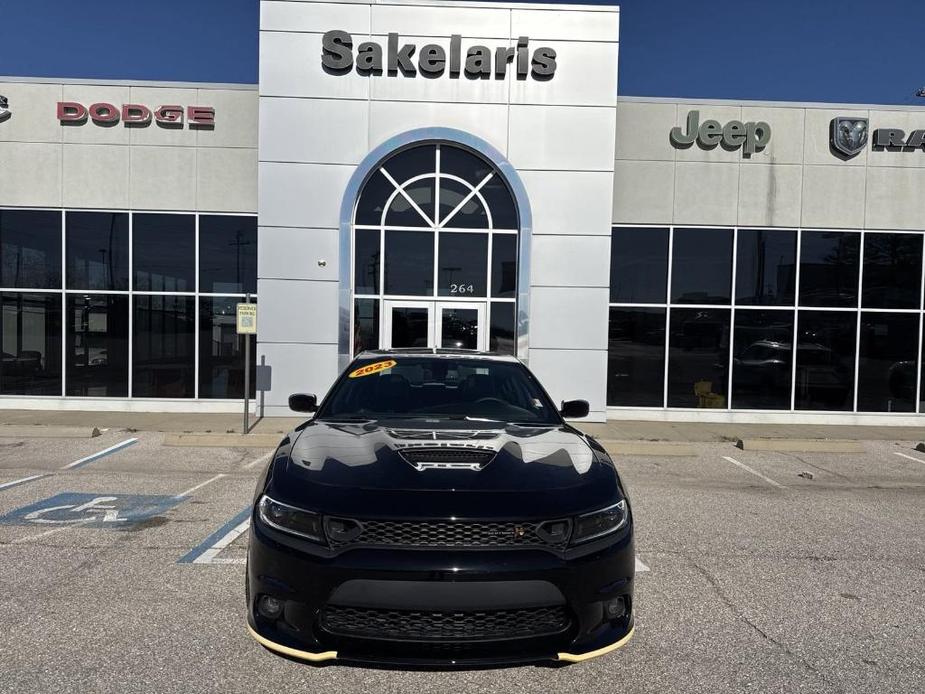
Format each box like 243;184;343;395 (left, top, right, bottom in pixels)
316;356;562;425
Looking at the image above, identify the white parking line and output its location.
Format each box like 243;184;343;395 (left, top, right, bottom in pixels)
721;456;786;489
174;474;226;499
244;453;272;470
62;438;139;470
893;451;925;467
193;518;251;564
635;557;650;573
10;519;92;545
0;474;46;491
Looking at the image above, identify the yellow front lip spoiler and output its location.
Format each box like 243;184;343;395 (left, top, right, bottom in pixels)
247;623;338;663
556;625;635;663
248;621;634;665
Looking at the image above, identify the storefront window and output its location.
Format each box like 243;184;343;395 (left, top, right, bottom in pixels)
489;302;515;355
384;230;434;296
794;311;855;411
199;297;256;399
66;212;130;291
134;214;195;292
438;233;487;297
799;231;860;308
610;227;668;304
354;229;380;295
735;229;796;306
607;308;666;407
199;216;257;295
0;293;62;395
861;233;923;310
857;312;919;412
671;228;733;305
66;294;129;397
491;234;517;299
667;308;730;408
0;210;61;289
731;309;794;410
132;295;195;398
353;299;379;354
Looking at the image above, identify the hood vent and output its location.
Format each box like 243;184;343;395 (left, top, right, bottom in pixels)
399;447;497;471
387;429;499;441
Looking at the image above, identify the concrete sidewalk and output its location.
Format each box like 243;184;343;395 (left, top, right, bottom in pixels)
0;409;922;443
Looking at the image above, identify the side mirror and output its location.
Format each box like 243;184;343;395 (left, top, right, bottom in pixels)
288;393;318;413
560;399;590;419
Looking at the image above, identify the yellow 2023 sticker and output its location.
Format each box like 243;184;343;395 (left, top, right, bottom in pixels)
349;360;397;379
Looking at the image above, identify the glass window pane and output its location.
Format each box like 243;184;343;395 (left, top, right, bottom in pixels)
491;234;517;299
607;308;666;407
489;302;515;355
438;178;488;229
671;228;733;305
610;227;669;304
133;214;194;292
857;312;918;413
861;233;923;310
731;310;794;410
735;229;796;306
385;178;436;227
380;145;437;227
132;295;195;398
354;229;380;294
1;293;62;395
441;308;479;350
66;294;129;397
794;311;856;411
667;308;730;408
199;297;255;399
799;231;860;308
0;210;61;289
353;299;379;354
480;176;517;230
438;233;487;297
66;212;129;291
439;145;493;188
384;231;434;296
355;170;395;226
199;215;257;294
391;307;430;348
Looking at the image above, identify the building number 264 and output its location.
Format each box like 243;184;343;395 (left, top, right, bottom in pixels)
450;284;475;295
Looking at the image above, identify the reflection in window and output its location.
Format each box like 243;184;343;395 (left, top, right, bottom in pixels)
199;216;257;295
607;308;666;407
610;227;669;304
671;228;733;305
385;177;436;227
491;234;517;299
66;294;129;397
199;297;255;399
438;233;487;297
354;229;380;294
735;229;796;306
0;210;61;289
861;233;923;310
384;231;434;296
794;311;856;411
439;178;488;229
731;310;794;410
353;299;379;354
133;296;195;398
489;302;515;355
390;306;430;348
66;212;129;291
0;293;62;395
799;231;860;308
857;312;918;412
667;308;730;408
441;308;479;349
133;214;195;292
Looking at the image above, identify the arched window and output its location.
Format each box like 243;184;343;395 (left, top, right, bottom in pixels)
351;142;519;355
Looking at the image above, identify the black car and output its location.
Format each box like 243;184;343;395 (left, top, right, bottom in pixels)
246;350;635;666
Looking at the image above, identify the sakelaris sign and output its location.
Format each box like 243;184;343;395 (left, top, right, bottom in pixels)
322;31;557;80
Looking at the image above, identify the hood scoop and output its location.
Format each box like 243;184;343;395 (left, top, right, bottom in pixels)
386;429;500;441
399;447;497;472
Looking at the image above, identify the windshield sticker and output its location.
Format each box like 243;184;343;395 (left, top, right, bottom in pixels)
349;360;397;379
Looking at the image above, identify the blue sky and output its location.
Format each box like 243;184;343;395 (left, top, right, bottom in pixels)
1;0;924;105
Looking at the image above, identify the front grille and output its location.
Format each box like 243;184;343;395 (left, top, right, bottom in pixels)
327;519;569;549
399;447;496;467
319;605;570;642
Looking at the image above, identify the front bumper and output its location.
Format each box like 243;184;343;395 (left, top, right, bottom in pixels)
245;516;635;666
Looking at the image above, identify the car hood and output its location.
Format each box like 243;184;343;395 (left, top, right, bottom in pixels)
268;419;620;518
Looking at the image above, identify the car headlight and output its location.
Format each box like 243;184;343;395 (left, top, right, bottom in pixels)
257;495;325;543
571;500;628;544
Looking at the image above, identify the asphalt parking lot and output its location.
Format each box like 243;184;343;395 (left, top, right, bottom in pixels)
0;428;923;694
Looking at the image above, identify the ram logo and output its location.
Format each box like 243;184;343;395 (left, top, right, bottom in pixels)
0;95;10;123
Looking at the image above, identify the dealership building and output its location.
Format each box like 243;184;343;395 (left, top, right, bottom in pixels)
3;0;925;424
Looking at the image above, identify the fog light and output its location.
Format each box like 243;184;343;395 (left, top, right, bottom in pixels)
257;595;284;620
604;597;625;619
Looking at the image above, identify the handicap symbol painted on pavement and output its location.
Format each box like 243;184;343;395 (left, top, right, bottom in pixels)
0;493;184;528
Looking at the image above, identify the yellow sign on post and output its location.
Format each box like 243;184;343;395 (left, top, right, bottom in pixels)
236;303;257;335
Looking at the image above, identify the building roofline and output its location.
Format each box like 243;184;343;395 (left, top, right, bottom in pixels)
0;75;257;91
618;94;925;112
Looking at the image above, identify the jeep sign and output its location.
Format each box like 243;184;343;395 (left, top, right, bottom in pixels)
670;110;771;156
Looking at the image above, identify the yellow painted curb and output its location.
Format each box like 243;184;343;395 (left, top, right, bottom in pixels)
556;625;635;663
247;623;338;663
